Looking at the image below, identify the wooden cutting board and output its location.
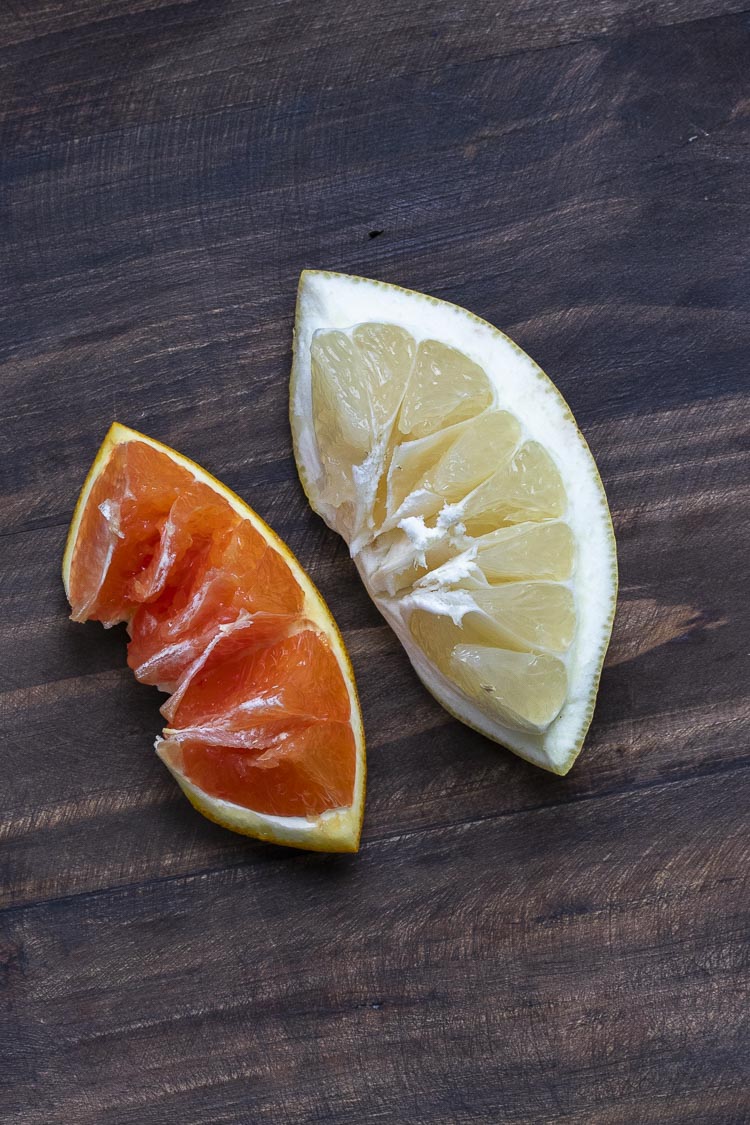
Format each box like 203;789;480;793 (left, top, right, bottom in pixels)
2;2;748;1122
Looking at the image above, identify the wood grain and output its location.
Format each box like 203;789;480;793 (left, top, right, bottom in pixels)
1;1;749;1122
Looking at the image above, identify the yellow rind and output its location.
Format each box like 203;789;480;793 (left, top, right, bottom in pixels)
64;422;365;851
290;271;618;775
161;756;361;853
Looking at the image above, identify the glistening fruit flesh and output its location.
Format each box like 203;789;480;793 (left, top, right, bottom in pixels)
63;424;365;851
291;271;617;773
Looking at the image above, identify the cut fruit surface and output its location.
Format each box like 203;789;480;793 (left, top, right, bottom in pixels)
291;271;617;774
63;423;365;851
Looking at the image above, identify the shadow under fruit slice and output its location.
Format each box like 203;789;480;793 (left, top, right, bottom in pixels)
62;423;365;852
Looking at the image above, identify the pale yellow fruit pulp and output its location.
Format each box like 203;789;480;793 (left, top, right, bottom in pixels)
291;272;617;773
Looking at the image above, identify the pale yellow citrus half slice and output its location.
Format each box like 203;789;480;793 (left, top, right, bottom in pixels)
290;271;617;774
63;423;365;851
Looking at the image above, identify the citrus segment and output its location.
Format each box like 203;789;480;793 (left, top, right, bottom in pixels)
399;339;493;438
63;423;365;851
291;270;617;773
166;628;352;729
451;647;568;732
461;441;567;535
158;720;356;818
474;522;575;582
467;582;576;653
352;323;416;426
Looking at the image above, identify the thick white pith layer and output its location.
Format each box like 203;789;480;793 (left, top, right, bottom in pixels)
291;271;617;773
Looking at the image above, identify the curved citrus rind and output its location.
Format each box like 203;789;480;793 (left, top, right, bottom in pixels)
64;422;365;851
290;271;617;775
159;746;362;852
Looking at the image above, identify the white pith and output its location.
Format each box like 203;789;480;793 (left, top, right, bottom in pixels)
290;271;617;773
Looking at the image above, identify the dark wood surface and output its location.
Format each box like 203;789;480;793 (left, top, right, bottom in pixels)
2;2;749;1121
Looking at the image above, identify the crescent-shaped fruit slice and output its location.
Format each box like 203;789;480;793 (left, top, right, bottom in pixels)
290;271;617;774
63;423;365;851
